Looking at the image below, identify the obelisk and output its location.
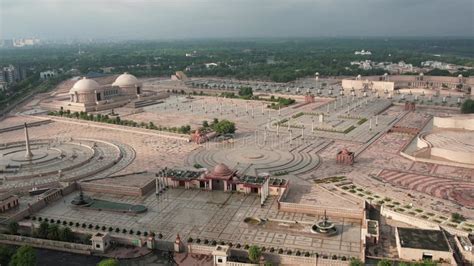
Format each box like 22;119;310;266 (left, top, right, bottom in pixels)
24;123;33;159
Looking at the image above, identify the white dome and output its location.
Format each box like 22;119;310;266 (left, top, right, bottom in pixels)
112;72;139;87
70;77;100;94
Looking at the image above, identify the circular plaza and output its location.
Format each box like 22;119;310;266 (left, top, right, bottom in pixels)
187;143;320;176
0;138;135;193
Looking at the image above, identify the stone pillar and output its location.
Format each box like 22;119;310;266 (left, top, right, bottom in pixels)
155;177;160;195
174;234;182;253
319;114;324;123
24;123;33;159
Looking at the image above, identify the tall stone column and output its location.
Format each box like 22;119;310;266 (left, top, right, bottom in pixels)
24;123;33;159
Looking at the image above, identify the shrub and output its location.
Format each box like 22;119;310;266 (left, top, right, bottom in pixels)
7;221;19;235
460;99;474;114
248;245;261;263
451;213;466;223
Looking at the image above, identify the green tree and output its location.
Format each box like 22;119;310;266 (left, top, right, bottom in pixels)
0;245;15;266
213;120;236;134
36;222;49;239
349;258;363;266
460;99;474;114
97;258;119;266
9;245;36;266
238;87;253;97
47;224;60;240
377;259;393;266
7;221;19;235
202;120;209;128
59;227;74;242
248;245;261;263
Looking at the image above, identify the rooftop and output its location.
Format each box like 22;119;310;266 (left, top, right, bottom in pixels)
240;175;267;185
397;227;450;252
163;169;203;180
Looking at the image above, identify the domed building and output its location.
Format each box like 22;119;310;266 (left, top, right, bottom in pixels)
47;73;168;112
69;77;101;104
112;72;142;96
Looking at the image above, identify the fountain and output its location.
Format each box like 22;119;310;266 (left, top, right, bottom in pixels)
71;189;93;206
311;210;337;235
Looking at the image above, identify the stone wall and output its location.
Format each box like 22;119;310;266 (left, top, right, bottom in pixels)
0;233;91;255
380;205;468;237
279;202;364;220
187;243;350;265
79;182;142;196
342;79;394;91
401;145;474;169
433;116;474;131
6;182;77;223
187;243;215;255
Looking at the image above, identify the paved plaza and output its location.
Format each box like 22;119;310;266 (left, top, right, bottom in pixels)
34;188;362;258
0;74;473;264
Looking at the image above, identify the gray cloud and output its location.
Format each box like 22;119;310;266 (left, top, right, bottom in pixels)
0;0;472;39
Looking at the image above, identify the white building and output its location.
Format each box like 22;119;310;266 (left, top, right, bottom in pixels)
40;70;57;80
205;63;218;68
42;72;168;112
354;50;372;55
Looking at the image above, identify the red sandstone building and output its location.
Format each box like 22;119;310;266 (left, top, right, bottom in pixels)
404;102;416;111
304;93;315;104
156;163;288;200
336;148;354;165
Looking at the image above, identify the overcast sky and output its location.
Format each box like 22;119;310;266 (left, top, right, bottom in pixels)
0;0;473;40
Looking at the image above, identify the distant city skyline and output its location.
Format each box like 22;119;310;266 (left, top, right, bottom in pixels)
0;0;473;40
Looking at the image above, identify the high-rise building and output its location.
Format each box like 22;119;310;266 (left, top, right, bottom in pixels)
1;65;27;84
